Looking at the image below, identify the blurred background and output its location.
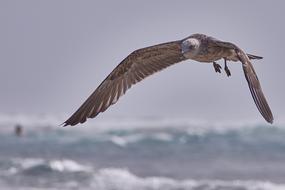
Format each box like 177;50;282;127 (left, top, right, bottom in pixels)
0;1;285;189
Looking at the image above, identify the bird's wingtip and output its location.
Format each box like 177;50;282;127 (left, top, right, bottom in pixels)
59;121;71;127
268;118;274;124
265;114;274;124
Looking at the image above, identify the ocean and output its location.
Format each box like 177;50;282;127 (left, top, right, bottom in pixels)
0;114;285;190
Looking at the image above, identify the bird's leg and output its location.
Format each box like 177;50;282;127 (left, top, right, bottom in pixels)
213;61;222;73
224;58;231;77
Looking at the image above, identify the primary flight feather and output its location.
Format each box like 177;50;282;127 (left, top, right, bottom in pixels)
63;33;273;126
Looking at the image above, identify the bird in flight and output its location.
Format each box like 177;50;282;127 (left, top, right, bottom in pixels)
63;33;273;126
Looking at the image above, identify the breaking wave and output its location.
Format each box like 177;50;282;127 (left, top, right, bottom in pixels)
92;168;285;190
0;158;284;190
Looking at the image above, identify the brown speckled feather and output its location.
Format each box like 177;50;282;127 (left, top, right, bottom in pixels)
63;41;185;126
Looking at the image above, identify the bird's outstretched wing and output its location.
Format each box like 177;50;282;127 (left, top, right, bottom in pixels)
236;48;273;123
63;41;185;126
211;39;273;123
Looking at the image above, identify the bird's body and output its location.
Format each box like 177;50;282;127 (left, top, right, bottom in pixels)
182;34;257;63
63;33;273;126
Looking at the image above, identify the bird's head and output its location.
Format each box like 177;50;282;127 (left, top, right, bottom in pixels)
181;38;200;58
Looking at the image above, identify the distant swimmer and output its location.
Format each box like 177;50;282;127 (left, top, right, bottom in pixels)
15;124;23;137
63;34;273;126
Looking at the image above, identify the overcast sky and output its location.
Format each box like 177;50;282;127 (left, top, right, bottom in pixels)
0;0;284;123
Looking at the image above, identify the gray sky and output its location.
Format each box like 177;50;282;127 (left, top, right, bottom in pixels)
0;0;284;123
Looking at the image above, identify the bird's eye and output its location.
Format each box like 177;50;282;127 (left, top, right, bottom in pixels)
189;44;197;50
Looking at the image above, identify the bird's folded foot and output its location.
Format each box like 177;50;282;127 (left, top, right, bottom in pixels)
224;59;231;77
213;62;222;73
225;67;231;77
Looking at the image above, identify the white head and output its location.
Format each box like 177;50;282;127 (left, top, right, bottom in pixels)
181;38;200;58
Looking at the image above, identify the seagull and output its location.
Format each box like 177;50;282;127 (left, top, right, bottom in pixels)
63;33;273;126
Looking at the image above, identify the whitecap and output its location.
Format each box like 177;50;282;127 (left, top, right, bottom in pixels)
9;158;92;174
110;134;146;147
48;159;92;172
91;168;285;190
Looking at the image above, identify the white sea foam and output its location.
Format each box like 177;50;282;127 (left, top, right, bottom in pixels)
8;158;92;174
109;132;173;147
91;168;285;190
2;158;285;190
110;134;146;147
48;160;92;172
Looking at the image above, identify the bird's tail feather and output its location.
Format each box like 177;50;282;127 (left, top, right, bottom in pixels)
247;54;263;60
